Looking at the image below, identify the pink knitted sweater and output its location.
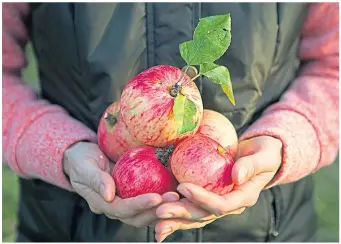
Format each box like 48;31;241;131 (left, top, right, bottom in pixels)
3;3;339;191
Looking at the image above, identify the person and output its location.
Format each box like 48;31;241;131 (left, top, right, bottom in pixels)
2;2;339;242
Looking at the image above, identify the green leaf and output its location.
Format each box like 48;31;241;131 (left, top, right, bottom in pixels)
179;40;199;65
179;14;232;65
221;83;235;106
194;14;231;39
173;93;198;135
200;62;235;105
200;63;231;85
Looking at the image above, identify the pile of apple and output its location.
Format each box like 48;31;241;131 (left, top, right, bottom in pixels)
97;13;237;198
97;64;238;198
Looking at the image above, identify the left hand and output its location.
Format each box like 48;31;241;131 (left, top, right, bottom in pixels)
154;136;283;242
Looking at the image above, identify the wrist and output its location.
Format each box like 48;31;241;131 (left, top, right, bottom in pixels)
62;140;92;177
62;150;71;177
63;141;88;176
266;136;283;185
270;136;283;169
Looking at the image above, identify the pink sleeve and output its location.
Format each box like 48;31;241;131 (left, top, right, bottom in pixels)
240;3;339;188
2;3;97;191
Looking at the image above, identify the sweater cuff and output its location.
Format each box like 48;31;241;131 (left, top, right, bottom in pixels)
240;109;320;188
15;111;97;191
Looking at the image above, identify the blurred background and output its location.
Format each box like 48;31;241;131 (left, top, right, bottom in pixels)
2;43;340;242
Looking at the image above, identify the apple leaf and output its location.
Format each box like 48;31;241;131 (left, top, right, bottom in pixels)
221;83;235;106
200;63;235;105
200;63;231;85
173;93;198;135
179;14;231;65
178;13;236;105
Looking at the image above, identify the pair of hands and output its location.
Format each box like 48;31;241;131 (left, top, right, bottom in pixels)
63;136;282;242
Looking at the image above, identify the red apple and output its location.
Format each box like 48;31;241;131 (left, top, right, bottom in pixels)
170;134;235;195
120;65;203;147
97;101;143;162
197;109;238;159
113;145;178;198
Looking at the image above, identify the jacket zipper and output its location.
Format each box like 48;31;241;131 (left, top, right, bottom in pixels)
194;2;203;242
267;187;281;241
145;3;156;242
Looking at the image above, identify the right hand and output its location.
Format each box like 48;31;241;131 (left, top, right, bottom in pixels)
63;141;179;227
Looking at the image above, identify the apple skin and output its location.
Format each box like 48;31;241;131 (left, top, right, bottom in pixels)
170;134;235;196
120;65;203;147
197;109;238;159
97;101;143;162
113;146;178;199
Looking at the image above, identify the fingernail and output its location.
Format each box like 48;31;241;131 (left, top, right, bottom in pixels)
178;187;192;199
162;193;179;202
238;167;247;184
167;195;179;202
100;183;106;198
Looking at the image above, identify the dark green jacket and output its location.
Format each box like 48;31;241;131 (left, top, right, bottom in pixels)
17;3;316;242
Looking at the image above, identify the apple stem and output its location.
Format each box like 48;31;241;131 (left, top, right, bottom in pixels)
170;66;190;97
182;74;201;87
104;112;117;126
155;145;175;167
171;66;201;97
176;66;189;86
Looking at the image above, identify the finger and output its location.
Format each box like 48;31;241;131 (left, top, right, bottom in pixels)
223;174;270;210
76;186;110;215
157;197;246;222
89;169;116;202
234;139;258;160
119;207;158;228
232;152;274;185
95;151;113;174
180;174;268;216
122;192;180;228
162;192;180;202
82;186;163;219
177;183;231;216
104;193;163;219
155;218;214;242
156;230;175;243
179;182;263;216
156;198;215;222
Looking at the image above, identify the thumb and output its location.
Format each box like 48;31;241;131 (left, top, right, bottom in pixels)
232;153;263;185
88;168;116;203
